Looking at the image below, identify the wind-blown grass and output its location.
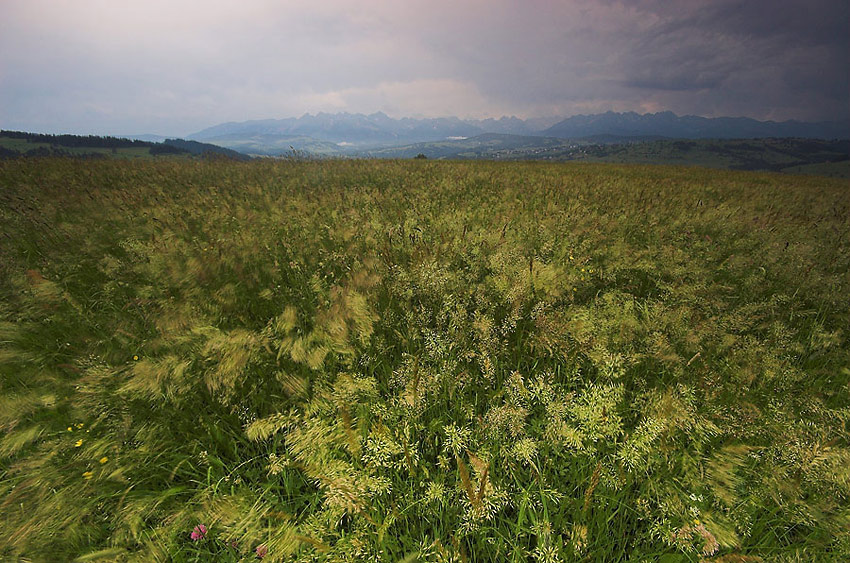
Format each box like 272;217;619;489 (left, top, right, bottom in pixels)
0;158;848;561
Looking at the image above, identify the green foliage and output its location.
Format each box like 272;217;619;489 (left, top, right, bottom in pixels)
365;136;850;177
0;158;848;561
0;131;247;161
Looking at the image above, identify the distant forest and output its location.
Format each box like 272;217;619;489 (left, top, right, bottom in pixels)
0;130;250;161
0;130;151;149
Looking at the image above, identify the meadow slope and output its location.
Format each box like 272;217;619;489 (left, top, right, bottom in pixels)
0;159;848;561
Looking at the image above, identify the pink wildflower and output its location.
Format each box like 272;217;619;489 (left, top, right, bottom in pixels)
190;524;208;541
255;544;268;559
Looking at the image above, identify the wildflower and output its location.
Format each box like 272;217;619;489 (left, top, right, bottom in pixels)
424;482;447;504
75;439;83;447
671;522;719;557
82;471;93;480
571;525;588;555
67;427;73;432
512;438;538;465
75;423;84;429
533;543;561;563
132;354;139;361
442;424;471;456
255;544;268;559
190;524;208;541
99;456;108;464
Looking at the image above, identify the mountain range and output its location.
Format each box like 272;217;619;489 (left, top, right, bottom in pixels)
188;111;849;156
189;112;561;148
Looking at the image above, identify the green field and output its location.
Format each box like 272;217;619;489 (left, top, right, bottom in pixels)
780;160;850;178
579;139;850;177
1;158;848;561
361;137;850;178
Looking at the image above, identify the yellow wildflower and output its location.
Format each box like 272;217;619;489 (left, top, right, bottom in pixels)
99;456;108;464
132;354;139;361
75;439;83;447
67;427;73;432
82;471;93;480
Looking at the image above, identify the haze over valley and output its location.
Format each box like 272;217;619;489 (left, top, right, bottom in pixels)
181;110;849;157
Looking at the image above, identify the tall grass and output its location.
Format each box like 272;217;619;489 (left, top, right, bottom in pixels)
0;158;848;561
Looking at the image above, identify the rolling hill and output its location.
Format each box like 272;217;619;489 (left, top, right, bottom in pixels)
0;131;250;161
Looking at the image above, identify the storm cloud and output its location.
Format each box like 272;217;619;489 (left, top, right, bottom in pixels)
0;0;846;135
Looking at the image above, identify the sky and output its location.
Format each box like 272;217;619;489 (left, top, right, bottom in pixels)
1;0;847;136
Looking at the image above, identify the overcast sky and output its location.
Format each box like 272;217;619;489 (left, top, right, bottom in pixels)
1;0;847;136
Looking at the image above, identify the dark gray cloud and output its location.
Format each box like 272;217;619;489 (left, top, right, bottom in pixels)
0;0;846;135
616;0;849;118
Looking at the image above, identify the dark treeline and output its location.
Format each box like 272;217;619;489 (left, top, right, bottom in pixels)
149;143;190;156
0;131;251;160
161;138;251;161
1;130;151;149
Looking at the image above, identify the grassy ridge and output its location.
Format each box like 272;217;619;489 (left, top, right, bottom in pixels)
361;137;850;178
0;158;848;561
0;132;251;161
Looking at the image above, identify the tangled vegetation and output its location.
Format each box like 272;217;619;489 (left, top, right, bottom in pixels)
0;158;848;561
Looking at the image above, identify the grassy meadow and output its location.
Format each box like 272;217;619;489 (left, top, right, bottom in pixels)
0;158;848;561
